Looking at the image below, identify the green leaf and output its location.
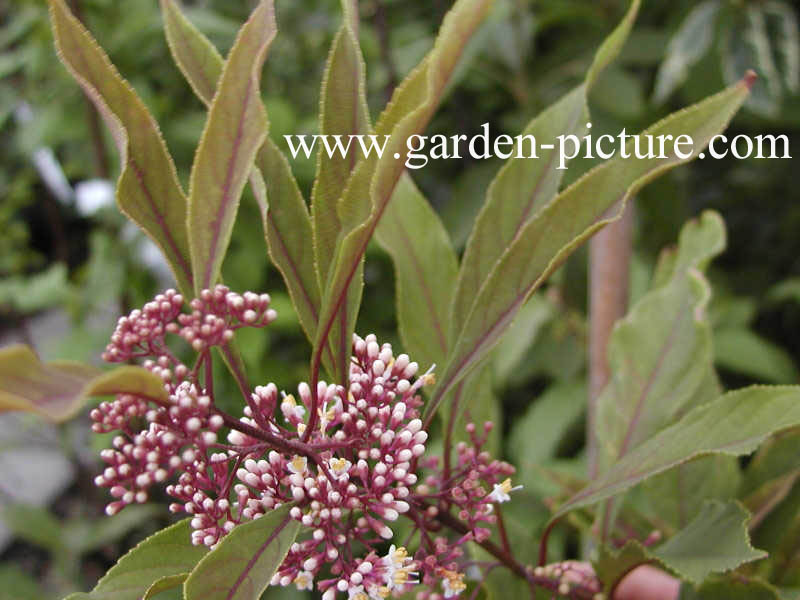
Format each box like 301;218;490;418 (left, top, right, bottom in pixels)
64;504;162;555
2;503;62;551
508;380;585;466
595;501;765;590
426;76;752;421
375;175;458;371
183;504;300;600
653;500;766;584
0;263;70;314
187;0;276;293
143;574;188;600
653;0;721;103
0;344;168;421
678;576;783;599
311;0;493;386
48;0;194;294
492;294;553;385
551;385;800;522
740;429;800;499
643;452;740;532
596;212;724;474
450;0;640;336
714;328;799;384
0;565;45;600
64;519;208;600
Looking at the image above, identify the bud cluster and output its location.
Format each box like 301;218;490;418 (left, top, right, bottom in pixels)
91;288;525;600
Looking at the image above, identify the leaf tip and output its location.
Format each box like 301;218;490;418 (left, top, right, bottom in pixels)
743;70;758;90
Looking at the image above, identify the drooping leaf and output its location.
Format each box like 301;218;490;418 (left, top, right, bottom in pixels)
63;519;208;600
450;0;641;333
48;0;194;294
0;345;98;421
0;345;169;422
311;0;493;387
551;385;800;522
425;76;753;420
187;0;276;293
653;0;721;103
183;504;300;600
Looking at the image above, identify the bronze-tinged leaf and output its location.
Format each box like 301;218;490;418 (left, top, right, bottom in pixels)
187;0;277;293
49;0;193;294
0;345;168;422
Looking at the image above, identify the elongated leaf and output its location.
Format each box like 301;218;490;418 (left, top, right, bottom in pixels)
596;212;724;474
311;0;492;387
48;0;193;294
425;75;753;420
451;0;640;333
183;504;299;600
0;345;167;422
653;0;721;103
64;520;208;600
312;0;370;286
552;385;800;521
187;0;276;293
161;0;222;102
375;176;458;369
308;1;371;382
255;142;327;357
161;0;324;363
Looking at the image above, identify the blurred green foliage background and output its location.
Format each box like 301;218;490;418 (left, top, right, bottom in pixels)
0;0;798;598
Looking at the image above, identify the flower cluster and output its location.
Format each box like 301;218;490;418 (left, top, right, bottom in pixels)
91;288;526;600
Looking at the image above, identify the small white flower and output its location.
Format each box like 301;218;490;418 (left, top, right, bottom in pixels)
287;455;308;475
294;570;313;591
440;569;466;598
328;457;352;480
281;394;306;421
487;478;522;504
347;584;370;600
